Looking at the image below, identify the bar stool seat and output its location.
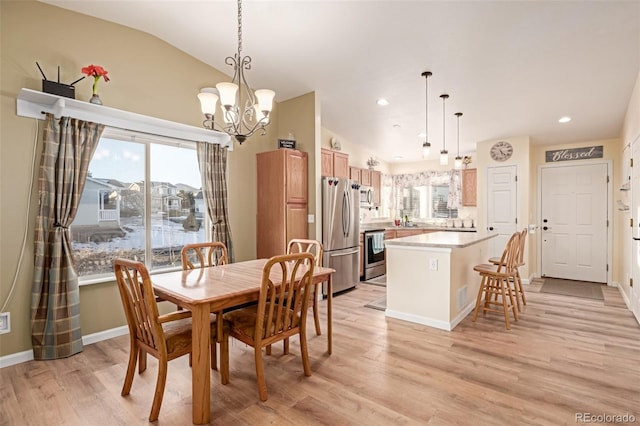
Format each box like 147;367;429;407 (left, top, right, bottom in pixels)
488;228;528;311
472;232;520;329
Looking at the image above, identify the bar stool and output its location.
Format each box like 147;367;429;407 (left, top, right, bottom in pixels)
472;232;520;329
488;228;527;310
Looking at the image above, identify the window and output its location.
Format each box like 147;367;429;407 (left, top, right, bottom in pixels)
71;129;207;282
397;185;458;220
379;171;460;221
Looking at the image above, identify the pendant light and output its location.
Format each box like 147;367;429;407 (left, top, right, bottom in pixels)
421;71;432;158
454;112;463;169
439;94;449;166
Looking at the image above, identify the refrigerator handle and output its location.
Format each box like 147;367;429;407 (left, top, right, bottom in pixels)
345;188;351;237
330;249;360;257
342;190;348;237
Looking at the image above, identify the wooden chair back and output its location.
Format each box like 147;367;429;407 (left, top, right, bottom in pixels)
256;252;315;345
516;228;527;266
113;258;164;356
286;239;323;267
181;241;229;270
495;231;520;275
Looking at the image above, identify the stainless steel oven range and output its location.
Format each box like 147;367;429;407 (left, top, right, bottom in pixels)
363;229;386;280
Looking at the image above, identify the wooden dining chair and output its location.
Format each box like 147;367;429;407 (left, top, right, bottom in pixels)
287;238;324;336
180;241;230;371
113;258;229;422
223;252;315;401
472;232;520;329
488;228;528;310
180;241;229;269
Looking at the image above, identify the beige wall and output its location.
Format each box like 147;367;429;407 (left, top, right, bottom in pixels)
618;71;640;302
278;93;319;240
321;128;391;175
0;1;287;357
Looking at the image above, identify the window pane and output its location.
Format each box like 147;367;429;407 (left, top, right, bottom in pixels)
71;134;207;281
149;143;205;271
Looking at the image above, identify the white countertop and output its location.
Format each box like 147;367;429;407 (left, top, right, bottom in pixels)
384;231;497;249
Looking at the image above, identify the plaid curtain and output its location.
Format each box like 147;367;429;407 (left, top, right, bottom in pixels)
31;114;104;360
197;142;234;262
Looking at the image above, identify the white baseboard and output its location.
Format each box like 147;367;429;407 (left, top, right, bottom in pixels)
385;302;476;332
617;283;632;310
0;325;129;369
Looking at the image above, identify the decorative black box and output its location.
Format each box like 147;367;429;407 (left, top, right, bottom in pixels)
278;139;296;149
42;80;75;99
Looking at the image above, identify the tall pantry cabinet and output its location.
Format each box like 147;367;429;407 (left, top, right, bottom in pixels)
256;149;308;258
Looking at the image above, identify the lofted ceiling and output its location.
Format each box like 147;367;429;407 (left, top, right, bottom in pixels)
40;0;640;163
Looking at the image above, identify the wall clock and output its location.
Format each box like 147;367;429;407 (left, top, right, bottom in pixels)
490;141;513;162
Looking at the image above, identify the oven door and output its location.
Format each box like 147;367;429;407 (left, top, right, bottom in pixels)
364;231;386;279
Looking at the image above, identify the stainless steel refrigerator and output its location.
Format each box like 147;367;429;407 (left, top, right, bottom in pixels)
321;177;360;296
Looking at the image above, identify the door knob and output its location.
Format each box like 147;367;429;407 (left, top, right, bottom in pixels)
488;226;494;231
543;226;550;231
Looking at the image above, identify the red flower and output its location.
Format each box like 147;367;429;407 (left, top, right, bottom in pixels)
81;64;110;82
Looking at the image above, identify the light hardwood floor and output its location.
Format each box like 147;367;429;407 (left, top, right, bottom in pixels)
1;282;639;425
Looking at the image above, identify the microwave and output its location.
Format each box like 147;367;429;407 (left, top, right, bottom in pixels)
360;186;375;208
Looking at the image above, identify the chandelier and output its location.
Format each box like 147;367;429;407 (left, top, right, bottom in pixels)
197;0;275;144
421;71;432;158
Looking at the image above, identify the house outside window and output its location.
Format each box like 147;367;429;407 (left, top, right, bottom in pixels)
71;129;207;283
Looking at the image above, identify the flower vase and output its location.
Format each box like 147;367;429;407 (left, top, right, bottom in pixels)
89;94;102;105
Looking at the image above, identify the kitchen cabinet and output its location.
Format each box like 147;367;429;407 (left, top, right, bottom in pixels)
360;168;372;186
321;148;349;178
350;166;361;183
462;168;477;206
384;230;396;240
371;170;381;206
257;149;308;258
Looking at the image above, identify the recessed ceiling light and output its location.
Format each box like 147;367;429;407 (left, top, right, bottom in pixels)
393;155;403;160
376;98;389;106
558;116;572;123
392;124;401;128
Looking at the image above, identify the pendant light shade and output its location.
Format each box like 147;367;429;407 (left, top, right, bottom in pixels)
454;112;463;169
421;71;432;158
440;94;449;166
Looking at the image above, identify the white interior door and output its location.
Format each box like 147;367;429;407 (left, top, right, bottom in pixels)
540;163;608;283
631;139;640;322
486;165;517;259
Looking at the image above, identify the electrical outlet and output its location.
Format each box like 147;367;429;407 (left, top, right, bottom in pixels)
429;258;438;271
307;214;314;223
0;312;10;334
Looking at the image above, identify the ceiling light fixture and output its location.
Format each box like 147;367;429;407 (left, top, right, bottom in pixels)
377;98;390;106
197;0;274;144
422;71;432;158
559;116;572;123
454;112;463;169
440;93;449;166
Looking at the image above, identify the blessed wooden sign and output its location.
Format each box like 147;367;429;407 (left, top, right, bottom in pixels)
545;146;603;162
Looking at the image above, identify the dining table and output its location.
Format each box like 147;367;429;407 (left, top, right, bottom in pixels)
150;258;335;425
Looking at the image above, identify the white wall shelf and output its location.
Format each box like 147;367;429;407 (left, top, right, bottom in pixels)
16;88;232;149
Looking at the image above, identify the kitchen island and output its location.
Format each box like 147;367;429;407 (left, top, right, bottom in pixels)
384;231;497;331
